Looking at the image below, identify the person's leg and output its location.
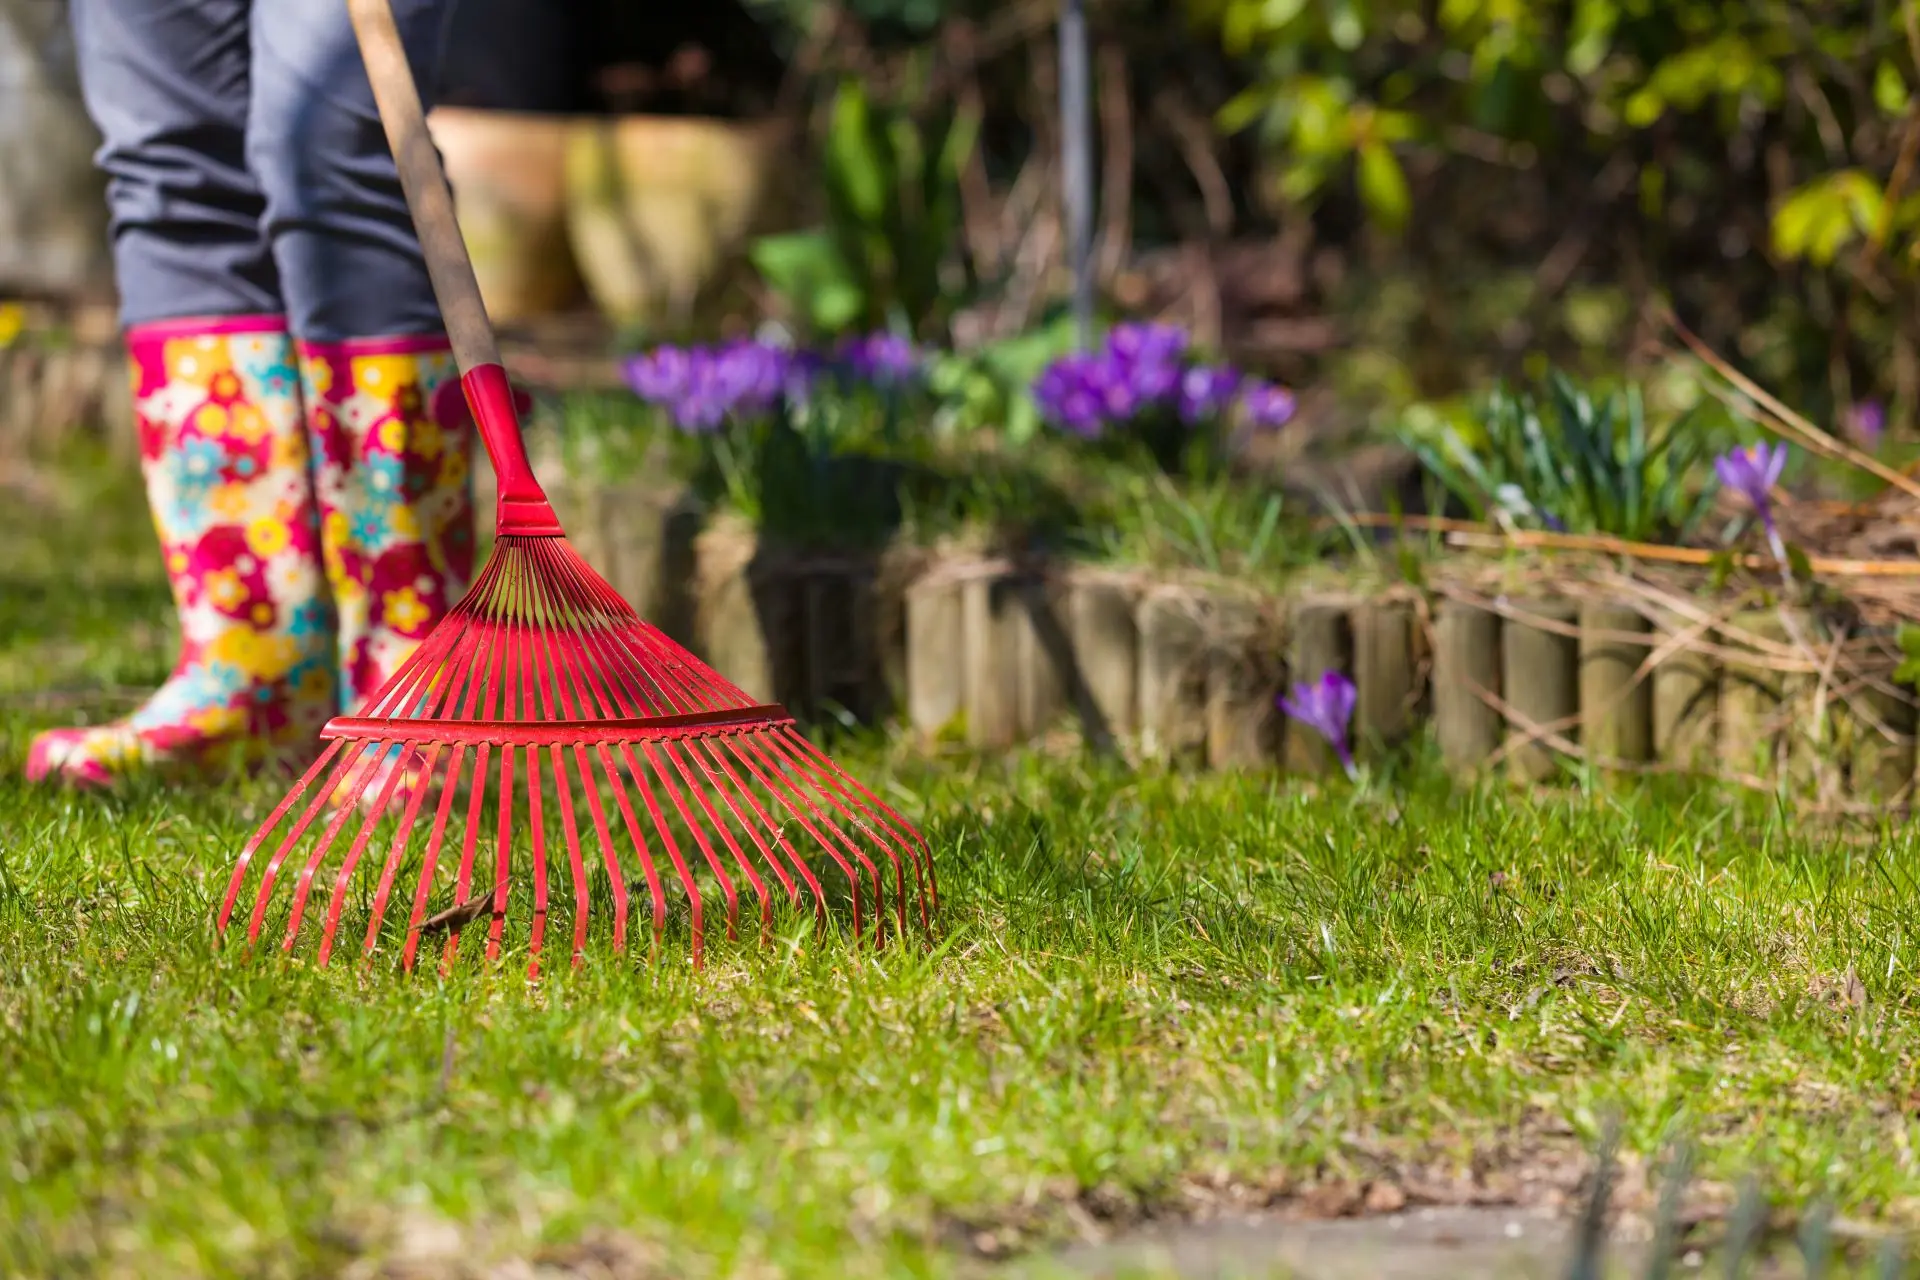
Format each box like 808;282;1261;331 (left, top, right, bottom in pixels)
249;0;477;715
30;1;334;786
68;0;279;328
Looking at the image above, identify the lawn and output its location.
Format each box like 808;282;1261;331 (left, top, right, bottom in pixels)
5;456;1920;1278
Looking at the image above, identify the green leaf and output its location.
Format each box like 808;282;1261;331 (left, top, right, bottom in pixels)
1356;141;1411;231
1371;108;1421;144
1772;170;1885;265
1567;0;1618;78
824;81;890;228
1263;0;1310;26
1217;87;1272;135
1004;393;1041;446
1877;59;1909;117
749;231;866;335
1325;0;1364;51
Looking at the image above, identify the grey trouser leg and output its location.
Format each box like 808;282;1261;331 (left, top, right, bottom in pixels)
70;0;457;340
70;0;280;324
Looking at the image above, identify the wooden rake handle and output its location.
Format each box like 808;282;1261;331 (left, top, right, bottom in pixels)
346;0;561;536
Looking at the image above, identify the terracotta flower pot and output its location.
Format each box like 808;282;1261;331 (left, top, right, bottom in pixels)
426;107;583;325
563;114;793;331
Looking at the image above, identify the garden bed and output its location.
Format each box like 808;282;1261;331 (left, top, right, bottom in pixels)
481;439;1920;811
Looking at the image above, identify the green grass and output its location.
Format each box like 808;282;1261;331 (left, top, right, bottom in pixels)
7;455;1920;1278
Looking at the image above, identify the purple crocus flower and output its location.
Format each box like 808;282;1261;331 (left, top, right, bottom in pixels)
622;345;694;404
1033;353;1111;439
1105;323;1187;404
1713;441;1789;564
1846;399;1886;450
623;338;810;432
1278;671;1358;778
1033;321;1300;452
1238;381;1297;431
838;332;920;386
1106;322;1189;367
1177;365;1243;424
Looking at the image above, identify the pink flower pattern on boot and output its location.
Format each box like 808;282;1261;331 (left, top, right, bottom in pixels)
27;316;336;785
299;337;477;714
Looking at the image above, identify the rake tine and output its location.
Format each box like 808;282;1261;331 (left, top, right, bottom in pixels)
393;741;466;968
619;742;706;967
773;727;922;900
526;587;592;969
765;728;912;940
252;740;388;945
737;732;883;942
547;744;593;965
525;744;551;978
549;610;756;951
660;738;772;936
219;738;346;936
690;736;814;913
597;744;667;948
485;739;517;965
643;740;741;941
287;742;411;955
324;743;443;966
394;616;502;970
720;735;864;942
689;737;802;902
438;740;493;975
783;729;938;920
490;571;541;969
365;551;507;719
574;744;630;953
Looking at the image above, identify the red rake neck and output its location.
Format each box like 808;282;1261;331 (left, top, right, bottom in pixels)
463;362;562;537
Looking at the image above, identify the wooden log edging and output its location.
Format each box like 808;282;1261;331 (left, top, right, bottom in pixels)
521;453;1920;804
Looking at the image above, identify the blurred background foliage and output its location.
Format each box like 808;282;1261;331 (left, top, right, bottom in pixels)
8;0;1916;459
721;0;1920;453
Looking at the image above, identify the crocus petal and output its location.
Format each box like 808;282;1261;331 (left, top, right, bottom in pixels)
1321;670;1357;732
1759;441;1788;489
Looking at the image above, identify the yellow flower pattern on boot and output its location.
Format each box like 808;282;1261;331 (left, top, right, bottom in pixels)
298;335;475;714
26;316;336;786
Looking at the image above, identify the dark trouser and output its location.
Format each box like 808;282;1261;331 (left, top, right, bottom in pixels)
69;0;459;340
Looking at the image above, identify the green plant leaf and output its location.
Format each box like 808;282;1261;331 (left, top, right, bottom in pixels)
1567;0;1618;77
1897;623;1920;688
1356;141;1411;231
1772;170;1885;265
1216;86;1274;134
1325;0;1364;51
749;231;867;335
824;80;891;228
1877;59;1909;117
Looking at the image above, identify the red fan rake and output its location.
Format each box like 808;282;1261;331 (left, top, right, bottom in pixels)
215;0;934;973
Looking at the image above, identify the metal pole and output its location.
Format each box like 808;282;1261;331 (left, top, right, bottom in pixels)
1058;0;1094;350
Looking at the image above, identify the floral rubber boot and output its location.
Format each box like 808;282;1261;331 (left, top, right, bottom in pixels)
299;335;477;808
26;316;336;786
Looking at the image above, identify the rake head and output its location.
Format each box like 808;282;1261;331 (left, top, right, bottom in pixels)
216;369;935;975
